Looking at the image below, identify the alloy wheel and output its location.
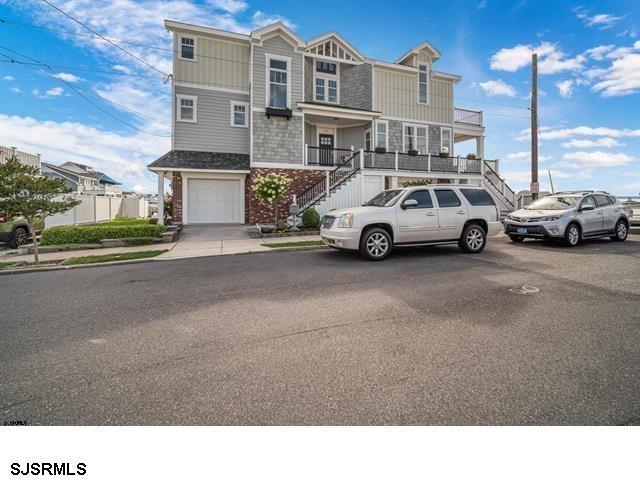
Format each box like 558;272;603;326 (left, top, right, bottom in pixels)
466;227;484;251
366;232;389;258
568;226;579;245
617;222;627;240
15;228;28;246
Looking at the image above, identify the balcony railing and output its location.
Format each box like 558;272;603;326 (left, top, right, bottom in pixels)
454;108;483;126
362;150;483;175
305;145;353;166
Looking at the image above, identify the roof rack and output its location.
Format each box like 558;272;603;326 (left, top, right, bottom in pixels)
554;190;611;195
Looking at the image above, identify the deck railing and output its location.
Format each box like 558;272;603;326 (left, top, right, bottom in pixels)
483;160;516;209
454;108;483;126
305;145;353;167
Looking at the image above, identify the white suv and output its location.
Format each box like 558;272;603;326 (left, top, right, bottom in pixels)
320;185;502;261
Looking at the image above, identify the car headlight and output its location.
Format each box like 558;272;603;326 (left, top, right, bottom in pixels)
537;215;561;222
337;213;354;228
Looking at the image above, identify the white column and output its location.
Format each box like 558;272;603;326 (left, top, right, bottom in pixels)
359;148;365;169
325;171;331;195
390;176;399;188
427;153;431;172
157;172;165;226
476;136;485;159
394;151;399;171
304;143;308;165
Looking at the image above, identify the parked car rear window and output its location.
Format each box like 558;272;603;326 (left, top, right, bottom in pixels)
404;190;433;208
434;189;461;207
594;195;611;207
460;188;495;206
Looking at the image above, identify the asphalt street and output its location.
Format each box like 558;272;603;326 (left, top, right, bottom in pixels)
1;235;639;425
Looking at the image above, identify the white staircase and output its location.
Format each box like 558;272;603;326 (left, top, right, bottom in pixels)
482;161;517;214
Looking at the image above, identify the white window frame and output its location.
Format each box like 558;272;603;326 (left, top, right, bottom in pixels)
313;60;339;104
265;53;291;109
230;101;249;128
374;120;388;150
417;62;430;105
364;128;372;151
402;122;428;153
176;94;197;123
440;126;453;155
179;35;197;62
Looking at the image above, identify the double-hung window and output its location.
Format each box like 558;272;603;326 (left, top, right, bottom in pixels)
404;124;428;153
418;63;429;104
180;36;195;60
314;61;338;103
230;101;249;127
177;94;197;122
268;56;289;109
375;121;388;149
441;127;452;155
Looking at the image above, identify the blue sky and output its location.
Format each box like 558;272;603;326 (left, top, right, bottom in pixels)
0;0;638;194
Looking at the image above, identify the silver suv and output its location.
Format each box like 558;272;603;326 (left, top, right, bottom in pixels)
504;191;630;246
320;185;502;261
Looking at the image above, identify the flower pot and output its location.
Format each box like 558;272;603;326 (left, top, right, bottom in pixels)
466;154;477;160
439;151;448;158
407;149;419;156
374;147;386;154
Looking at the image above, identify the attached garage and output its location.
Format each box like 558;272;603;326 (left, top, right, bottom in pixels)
187;178;243;224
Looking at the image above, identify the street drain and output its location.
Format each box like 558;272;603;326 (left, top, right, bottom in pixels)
509;285;540;294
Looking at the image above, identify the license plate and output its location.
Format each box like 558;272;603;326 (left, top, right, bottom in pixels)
517;227;528;234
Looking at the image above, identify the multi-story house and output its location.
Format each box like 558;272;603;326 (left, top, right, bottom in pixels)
42;161;122;196
148;20;515;225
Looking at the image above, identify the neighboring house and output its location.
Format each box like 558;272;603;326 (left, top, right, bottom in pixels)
42;161;122;196
148;20;516;225
0;146;41;170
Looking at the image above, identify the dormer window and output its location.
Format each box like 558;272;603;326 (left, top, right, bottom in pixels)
314;60;338;104
180;36;196;60
418;63;429;104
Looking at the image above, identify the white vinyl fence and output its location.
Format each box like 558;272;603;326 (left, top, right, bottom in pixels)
45;195;149;228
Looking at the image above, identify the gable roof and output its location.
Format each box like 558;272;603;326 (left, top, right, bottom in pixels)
305;31;365;63
395;41;441;64
250;22;305;49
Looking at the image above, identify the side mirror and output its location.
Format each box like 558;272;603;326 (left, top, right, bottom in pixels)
580;204;595;212
401;199;418;210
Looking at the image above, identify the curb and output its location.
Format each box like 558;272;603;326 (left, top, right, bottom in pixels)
0;245;328;275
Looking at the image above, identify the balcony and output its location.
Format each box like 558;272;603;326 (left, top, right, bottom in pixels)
454;108;483;126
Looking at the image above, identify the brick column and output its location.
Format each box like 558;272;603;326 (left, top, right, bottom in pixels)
172;172;183;224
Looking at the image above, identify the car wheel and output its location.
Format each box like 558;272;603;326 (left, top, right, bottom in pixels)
563;223;580;247
610;220;628;242
359;227;392;261
8;227;29;249
508;234;524;242
459;223;486;253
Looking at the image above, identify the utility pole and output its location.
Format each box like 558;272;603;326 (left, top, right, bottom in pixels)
531;53;539;200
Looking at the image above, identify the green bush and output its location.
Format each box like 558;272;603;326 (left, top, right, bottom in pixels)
41;224;165;245
93;218;151;227
123;237;156;246
301;208;320;229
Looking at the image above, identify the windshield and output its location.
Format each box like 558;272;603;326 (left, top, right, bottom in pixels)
365;189;403;207
525;196;580;210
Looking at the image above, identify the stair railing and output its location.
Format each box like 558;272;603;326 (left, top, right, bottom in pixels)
483;160;516;209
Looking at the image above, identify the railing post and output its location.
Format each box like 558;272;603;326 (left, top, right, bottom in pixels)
481;159;485;177
501;180;505;195
359;148;364;169
394;151;399;171
457;155;461;174
326;171;330;195
304;143;308;165
427;153;431;172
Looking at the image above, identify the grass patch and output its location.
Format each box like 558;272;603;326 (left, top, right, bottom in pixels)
62;250;167;266
0;261;17;271
263;240;325;248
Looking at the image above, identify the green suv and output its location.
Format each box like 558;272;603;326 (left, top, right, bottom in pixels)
0;215;41;249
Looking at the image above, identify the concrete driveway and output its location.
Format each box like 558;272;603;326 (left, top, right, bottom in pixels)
179;224;250;242
161;224;261;259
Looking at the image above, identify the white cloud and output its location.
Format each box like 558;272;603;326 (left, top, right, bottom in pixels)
113;65;132;74
9;86;23;94
620;182;640;194
476;79;517;97
55;72;82;83
591;53;640;97
515;126;640;141
3;75;15;81
583;13;624;29
208;0;248;14
489;41;584;74
506;151;552;162
555;79;574;98
132;184;145;193
562;151;634;168
0;114;169;193
251;11;296;29
560;138;624;148
32;87;65;99
586;45;615;60
477;0;487;9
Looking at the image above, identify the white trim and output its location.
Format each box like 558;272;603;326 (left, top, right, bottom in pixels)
374;119;388;150
174;81;249;95
251;161;335;171
417;62;430;105
440;126;453;155
230;100;249;128
148;167;250;174
251;22;306;49
176;94;197;122
265;53;291;109
305;31;366;62
381;115;453;128
433;71;461;83
364;127;372;151
316;126;336;148
165;19;250;43
249;44;254;162
370;60;417;74
395;41;441;64
297;102;381;121
313;60;340;104
402;122;429;154
178;34;197;62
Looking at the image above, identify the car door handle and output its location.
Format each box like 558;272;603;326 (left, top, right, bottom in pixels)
456;210;466;214
425;212;436;216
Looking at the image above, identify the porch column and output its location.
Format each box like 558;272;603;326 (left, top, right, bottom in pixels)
476;136;485;159
390;176;399;189
157;171;165;226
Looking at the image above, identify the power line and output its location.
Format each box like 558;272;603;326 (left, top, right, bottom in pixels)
38;0;169;79
1;48;170;137
0;59;164;79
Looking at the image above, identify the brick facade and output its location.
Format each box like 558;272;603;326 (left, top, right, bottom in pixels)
171;172;183;224
245;167;326;224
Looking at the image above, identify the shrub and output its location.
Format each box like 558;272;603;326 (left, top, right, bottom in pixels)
301;208;320;229
252;173;292;225
41;224;165;245
123;237;156;246
402;179;433;187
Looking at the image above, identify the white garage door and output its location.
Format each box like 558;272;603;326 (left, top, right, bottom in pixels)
187;178;242;224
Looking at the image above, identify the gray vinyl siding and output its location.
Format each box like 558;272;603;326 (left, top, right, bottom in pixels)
173;32;250;90
174;85;249;154
304;57;314;102
252;36;304;109
374;67;454;124
339;63;372;110
337;126;365;150
304;122;316;145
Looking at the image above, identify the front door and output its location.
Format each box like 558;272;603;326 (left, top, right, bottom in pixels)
395;190;439;243
319;134;334;165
